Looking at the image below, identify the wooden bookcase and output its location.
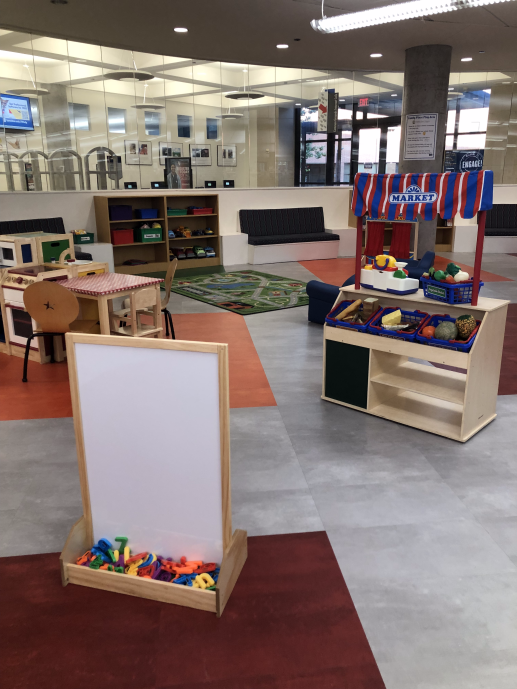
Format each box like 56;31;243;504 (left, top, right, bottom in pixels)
322;287;508;442
94;194;221;275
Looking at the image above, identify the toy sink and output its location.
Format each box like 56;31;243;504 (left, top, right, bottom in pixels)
361;265;419;295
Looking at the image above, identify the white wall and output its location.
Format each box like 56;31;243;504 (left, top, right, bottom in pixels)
0;186;353;237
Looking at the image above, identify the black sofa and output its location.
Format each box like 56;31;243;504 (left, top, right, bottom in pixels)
239;207;340;246
0;217;93;261
485;204;517;237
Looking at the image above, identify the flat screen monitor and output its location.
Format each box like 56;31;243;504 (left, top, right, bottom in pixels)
0;94;34;131
205;181;216;189
223;180;235;188
124;182;138;189
151;181;167;189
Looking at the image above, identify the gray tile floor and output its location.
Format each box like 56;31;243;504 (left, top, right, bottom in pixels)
1;256;516;689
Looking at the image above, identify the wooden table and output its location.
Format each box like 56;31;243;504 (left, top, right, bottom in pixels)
61;272;164;338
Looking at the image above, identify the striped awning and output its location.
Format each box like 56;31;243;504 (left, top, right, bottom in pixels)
351;170;493;220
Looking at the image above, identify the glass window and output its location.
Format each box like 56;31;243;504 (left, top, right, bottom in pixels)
30;99;40;127
457;133;486;150
446;110;456;134
107;107;126;134
68;102;90;131
445;135;454;150
458;107;489;133
145;110;160;136
358;128;380;173
177;114;192;138
206;117;218;140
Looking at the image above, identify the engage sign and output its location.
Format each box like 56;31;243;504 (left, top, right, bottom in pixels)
389;184;438;204
444;150;484;173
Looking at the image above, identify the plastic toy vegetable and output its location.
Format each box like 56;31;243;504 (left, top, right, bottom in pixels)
446;263;461;277
454;270;470;282
434;270;446;281
434;321;458;341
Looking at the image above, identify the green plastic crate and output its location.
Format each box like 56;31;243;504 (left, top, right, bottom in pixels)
73;232;94;245
167;209;188;216
41;238;72;263
134;226;163;243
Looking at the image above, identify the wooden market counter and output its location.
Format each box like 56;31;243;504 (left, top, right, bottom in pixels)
322;287;509;442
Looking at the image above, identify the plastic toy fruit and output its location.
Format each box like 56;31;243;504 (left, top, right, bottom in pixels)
434;321;458;341
455;314;476;340
446;263;461;277
454;270;470;282
421;325;436;338
434;270;446;281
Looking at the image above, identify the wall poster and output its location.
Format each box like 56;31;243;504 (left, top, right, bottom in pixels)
403;113;438;160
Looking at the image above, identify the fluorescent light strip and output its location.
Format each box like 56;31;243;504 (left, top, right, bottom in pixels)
311;0;516;33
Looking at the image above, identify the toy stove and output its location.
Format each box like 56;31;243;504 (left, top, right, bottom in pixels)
2;266;66;351
360;255;420;295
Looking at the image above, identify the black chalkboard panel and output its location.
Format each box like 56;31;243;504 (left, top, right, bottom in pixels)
324;339;369;409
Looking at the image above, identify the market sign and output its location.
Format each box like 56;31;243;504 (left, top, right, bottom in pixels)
351;170;493;221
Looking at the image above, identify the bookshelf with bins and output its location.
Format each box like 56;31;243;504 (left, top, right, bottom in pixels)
94;194;221;275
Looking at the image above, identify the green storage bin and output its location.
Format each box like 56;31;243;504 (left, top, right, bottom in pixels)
134;226;163;243
167;209;188;216
41;238;72;263
73;233;95;245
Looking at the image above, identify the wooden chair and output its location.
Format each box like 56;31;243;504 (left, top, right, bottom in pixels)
22;280;100;382
110;259;178;339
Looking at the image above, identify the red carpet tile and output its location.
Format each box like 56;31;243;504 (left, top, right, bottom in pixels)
0;312;275;421
0;531;385;689
434;256;512;283
299;258;356;286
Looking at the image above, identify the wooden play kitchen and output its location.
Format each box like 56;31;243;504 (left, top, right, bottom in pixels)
60;333;247;616
94;193;221;275
323;170;509;442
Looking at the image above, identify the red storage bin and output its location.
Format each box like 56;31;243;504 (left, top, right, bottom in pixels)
188;208;213;215
111;228;134;245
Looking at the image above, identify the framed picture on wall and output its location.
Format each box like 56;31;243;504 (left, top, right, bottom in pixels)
159;141;183;165
165;157;192;189
125;140;152;165
217;144;237;167
189;144;212;166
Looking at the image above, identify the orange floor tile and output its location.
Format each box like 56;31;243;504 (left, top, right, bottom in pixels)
299;258;356;286
434;256;512;283
0;312;275;421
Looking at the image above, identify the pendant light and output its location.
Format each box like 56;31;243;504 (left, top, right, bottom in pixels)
131;83;165;110
7;64;49;96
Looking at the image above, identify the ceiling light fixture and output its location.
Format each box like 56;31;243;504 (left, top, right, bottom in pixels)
391;93;397;96
295;102;302;105
174;27;188;33
218;107;244;120
277;44;289;49
131;83;165;110
7;64;49;96
461;57;473;61
104;70;154;81
370;53;382;58
311;0;516;33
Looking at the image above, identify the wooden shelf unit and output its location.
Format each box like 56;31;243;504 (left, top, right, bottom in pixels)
322;287;509;442
94;194;221;275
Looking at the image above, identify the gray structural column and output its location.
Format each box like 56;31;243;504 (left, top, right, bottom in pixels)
40;84;76;191
398;44;452;258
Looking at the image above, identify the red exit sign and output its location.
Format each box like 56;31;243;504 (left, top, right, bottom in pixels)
359;98;369;107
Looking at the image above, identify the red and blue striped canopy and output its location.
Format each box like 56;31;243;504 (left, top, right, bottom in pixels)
351;170;493;220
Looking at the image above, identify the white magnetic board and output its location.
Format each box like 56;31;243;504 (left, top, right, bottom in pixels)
73;341;225;563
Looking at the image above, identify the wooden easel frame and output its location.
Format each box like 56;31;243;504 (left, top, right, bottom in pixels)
60;332;247;616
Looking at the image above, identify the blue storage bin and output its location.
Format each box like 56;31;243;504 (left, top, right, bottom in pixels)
135;208;159;219
421;276;484;305
367;307;429;341
109;204;133;221
415;314;481;352
325;300;379;332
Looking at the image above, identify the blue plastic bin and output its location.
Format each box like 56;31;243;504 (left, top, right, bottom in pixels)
415;314;480;352
367;307;430;341
421;276;484;305
109;204;133;221
325;300;379;332
135;208;159;219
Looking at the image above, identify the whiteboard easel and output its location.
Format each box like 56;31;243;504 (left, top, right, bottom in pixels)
60;333;246;616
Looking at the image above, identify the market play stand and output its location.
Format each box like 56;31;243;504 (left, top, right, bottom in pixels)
322;170;509;442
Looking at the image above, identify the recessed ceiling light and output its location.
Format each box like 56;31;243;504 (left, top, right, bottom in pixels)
242;69;248;72
277;44;289;49
370;53;382;58
449;86;454;90
295;102;302;105
391;93;397;97
174;27;188;33
340;99;345;102
461;57;473;62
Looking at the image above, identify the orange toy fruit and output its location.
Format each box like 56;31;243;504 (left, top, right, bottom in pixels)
421;326;436;339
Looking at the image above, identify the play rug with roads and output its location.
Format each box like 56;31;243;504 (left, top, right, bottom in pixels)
171;270;309;315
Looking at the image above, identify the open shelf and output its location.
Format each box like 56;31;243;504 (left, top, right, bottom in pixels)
115;261;169;274
370;361;466;406
167;214;217;218
168;235;218;241
168;256;220;269
110;218;164;224
113;241;165;247
369;388;463;441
